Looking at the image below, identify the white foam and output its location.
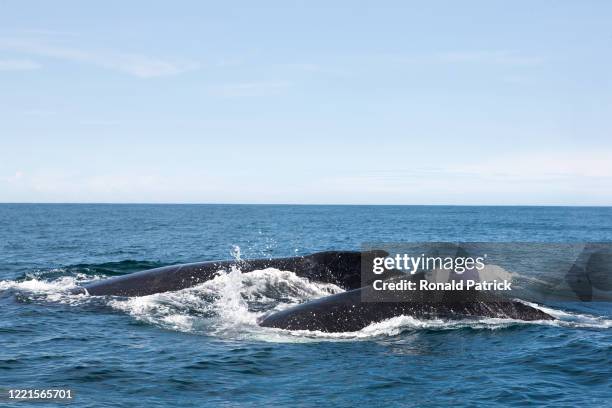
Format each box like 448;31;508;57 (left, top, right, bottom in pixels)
2;268;611;340
516;299;612;329
106;267;344;336
0;273;98;304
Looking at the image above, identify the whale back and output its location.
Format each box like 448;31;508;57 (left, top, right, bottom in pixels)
77;250;389;296
259;283;553;332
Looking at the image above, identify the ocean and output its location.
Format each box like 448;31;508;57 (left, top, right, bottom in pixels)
1;204;610;407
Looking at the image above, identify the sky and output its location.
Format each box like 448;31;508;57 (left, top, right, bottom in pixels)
1;1;611;205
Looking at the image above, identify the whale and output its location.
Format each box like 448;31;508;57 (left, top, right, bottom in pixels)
259;275;553;332
75;250;392;296
72;250;553;331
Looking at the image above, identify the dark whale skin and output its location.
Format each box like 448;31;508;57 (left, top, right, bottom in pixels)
259;286;554;332
72;250;554;331
75;250;390;297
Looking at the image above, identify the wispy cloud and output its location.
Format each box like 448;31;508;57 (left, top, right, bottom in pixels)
211;81;291;97
0;58;40;71
434;50;544;66
310;150;612;205
11;28;78;37
0;38;199;78
276;50;544;82
382;50;545;67
451;151;612;180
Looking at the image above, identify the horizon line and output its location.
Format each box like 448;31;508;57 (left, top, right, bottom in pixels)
1;202;611;208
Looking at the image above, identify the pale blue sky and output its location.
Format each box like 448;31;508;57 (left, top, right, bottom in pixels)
1;1;611;204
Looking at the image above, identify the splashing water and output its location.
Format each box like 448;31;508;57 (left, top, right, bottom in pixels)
230;245;241;261
214;265;255;327
1;267;611;342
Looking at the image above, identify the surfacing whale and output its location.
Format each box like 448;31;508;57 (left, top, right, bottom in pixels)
73;251;553;331
259;276;552;332
75;250;389;297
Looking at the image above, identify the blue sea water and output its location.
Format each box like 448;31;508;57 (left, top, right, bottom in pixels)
0;204;610;407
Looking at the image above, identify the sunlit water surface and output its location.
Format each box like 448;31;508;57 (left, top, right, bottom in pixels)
1;204;610;407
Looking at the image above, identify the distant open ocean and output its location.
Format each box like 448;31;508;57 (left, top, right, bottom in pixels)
1;204;610;407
